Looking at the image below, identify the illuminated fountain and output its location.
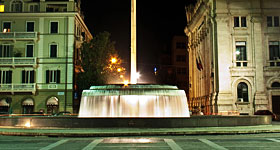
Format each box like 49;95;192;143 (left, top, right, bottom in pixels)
79;85;189;117
78;0;189;118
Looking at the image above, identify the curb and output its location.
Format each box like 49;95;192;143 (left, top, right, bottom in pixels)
1;129;280;137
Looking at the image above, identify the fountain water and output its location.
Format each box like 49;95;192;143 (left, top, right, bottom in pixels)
79;85;190;117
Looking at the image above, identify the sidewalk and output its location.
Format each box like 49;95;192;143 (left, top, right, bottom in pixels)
0;122;280;137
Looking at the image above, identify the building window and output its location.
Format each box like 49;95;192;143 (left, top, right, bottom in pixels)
46;70;60;83
234;16;246;27
46;4;67;12
29;4;39;12
26;22;34;32
267;16;280;27
3;22;11;32
176;67;187;75
235;41;247;67
176;55;186;62
272;82;280;88
269;41;280;66
176;42;186;49
26;44;34;57
50;22;58;33
21;70;34;83
0;70;12;84
50;44;57;58
0;4;4;12
46;97;59;115
0;45;13;57
11;0;23;12
237;82;249;102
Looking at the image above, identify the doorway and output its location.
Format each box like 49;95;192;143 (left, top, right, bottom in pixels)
272;96;280;114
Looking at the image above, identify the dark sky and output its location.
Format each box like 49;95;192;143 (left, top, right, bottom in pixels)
81;0;196;83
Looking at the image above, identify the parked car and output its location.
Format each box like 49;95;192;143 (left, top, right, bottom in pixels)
54;111;71;116
254;110;279;121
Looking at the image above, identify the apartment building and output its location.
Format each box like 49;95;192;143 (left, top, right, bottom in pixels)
185;0;280;115
0;0;92;114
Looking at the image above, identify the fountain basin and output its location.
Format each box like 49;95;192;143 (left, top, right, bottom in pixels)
78;85;190;117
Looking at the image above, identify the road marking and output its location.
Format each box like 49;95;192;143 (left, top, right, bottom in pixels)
199;139;228;150
40;139;68;150
164;139;183;150
267;138;280;142
82;139;103;150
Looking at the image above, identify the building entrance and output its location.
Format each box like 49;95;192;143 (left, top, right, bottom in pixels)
272;96;280;114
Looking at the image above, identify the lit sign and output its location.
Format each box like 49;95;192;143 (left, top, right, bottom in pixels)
0;5;4;12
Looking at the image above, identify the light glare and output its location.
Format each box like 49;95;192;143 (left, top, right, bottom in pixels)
0;5;4;12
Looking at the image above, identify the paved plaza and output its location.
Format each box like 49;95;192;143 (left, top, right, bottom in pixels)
1;134;280;150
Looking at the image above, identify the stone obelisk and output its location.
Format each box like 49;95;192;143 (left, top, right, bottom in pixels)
131;0;137;84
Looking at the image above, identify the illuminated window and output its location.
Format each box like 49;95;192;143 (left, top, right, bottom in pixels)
46;70;60;83
3;22;11;32
234;16;247;27
0;5;4;12
237;82;249;102
11;0;23;12
236;41;247;67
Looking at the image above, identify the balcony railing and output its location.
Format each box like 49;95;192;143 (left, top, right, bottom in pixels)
0;83;36;94
0;32;37;40
0;57;37;66
269;60;280;67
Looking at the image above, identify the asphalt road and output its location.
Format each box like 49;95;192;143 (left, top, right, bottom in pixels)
1;133;280;150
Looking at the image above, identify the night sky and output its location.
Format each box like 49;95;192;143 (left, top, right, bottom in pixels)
81;0;196;83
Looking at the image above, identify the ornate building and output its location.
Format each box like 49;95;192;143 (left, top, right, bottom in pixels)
185;0;280;115
0;0;92;114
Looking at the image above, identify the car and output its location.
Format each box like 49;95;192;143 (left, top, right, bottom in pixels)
254;110;279;121
54;111;71;116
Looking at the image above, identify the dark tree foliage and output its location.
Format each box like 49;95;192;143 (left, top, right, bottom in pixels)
76;31;118;93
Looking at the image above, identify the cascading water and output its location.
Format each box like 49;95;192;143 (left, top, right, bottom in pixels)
78;85;190;117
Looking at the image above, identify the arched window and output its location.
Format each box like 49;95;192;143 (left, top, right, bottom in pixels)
22;98;34;114
272;82;280;88
46;97;59;115
237;82;249;102
11;0;23;12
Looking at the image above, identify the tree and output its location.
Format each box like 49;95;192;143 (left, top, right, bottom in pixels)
76;32;125;94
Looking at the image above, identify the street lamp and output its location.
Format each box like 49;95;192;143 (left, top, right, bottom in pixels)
111;57;117;64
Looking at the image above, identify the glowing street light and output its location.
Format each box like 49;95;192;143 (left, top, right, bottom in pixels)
111;57;117;64
124;80;129;86
117;68;122;72
135;72;140;79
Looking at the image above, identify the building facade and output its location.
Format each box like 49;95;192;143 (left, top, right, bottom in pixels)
171;36;189;97
185;0;280;115
0;0;92;114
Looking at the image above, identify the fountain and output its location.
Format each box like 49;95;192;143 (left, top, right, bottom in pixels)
78;0;190;118
79;85;190;117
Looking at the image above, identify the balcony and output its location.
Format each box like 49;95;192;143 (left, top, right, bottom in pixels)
0;32;37;40
0;83;36;94
0;57;37;67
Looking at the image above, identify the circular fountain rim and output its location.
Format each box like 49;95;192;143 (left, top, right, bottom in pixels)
89;84;179;90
